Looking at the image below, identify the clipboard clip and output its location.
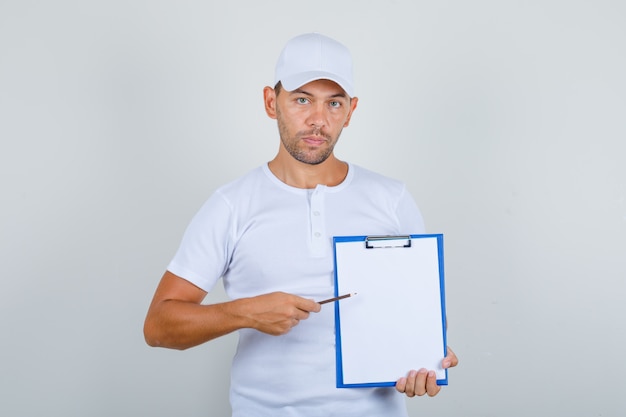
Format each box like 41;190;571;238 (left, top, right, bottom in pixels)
365;235;412;249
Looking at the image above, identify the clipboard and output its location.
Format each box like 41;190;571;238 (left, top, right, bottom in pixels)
332;234;447;388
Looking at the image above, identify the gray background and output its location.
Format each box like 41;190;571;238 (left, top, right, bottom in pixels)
1;1;625;416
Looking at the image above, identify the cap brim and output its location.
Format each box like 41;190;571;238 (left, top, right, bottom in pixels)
281;71;354;97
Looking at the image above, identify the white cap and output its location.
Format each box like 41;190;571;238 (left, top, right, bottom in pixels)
274;33;355;97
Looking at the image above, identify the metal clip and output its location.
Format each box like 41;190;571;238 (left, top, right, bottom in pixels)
365;235;412;249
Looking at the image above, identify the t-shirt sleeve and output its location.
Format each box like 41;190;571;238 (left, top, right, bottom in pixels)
166;190;233;292
396;185;426;234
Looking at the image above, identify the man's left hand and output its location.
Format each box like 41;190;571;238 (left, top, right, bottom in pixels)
395;347;459;397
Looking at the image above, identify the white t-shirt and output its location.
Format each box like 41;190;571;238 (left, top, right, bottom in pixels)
168;163;425;417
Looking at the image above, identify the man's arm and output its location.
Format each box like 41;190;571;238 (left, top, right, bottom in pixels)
143;271;321;350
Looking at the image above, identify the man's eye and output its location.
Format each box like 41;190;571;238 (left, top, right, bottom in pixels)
297;97;309;104
330;101;341;108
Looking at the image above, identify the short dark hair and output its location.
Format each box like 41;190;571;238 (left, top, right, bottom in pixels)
274;81;283;96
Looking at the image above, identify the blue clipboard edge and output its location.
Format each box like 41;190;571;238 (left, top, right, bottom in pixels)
332;234;448;388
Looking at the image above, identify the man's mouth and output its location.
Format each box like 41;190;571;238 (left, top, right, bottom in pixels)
302;136;327;146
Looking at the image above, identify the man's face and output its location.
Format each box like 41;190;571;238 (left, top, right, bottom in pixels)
268;79;358;165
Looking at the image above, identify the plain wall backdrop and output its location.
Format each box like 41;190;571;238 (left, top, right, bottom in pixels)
1;1;625;416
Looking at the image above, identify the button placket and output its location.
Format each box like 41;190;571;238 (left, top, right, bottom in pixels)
309;186;327;256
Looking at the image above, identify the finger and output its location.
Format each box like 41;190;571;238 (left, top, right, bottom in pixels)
294;310;311;321
442;347;459;368
404;370;417;397
425;371;441;397
395;376;407;393
295;297;321;313
414;369;428;396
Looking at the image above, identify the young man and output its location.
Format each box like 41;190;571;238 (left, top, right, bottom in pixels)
144;32;458;417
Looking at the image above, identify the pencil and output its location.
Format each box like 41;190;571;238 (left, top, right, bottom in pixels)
318;292;357;305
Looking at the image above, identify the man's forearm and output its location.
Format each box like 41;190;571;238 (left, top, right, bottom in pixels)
143;299;247;350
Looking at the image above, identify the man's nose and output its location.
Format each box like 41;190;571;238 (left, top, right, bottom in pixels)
306;104;326;128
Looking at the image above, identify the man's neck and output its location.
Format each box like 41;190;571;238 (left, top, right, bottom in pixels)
267;154;348;189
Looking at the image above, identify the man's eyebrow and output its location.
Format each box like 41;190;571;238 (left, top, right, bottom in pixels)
291;89;348;99
291;88;313;96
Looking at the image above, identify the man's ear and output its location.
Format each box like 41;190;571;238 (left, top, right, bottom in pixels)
263;86;278;119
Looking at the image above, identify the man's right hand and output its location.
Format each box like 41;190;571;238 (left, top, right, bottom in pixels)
240;291;321;335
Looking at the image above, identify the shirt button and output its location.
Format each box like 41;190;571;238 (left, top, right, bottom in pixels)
314;232;321;238
313;211;320;216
